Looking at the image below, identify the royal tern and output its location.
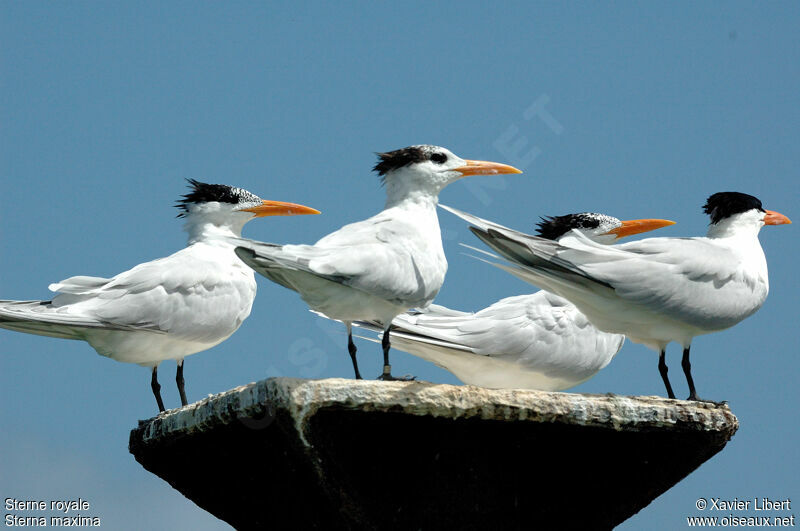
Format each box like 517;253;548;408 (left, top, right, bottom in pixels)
234;145;522;380
0;179;319;412
352;212;675;390
451;192;791;400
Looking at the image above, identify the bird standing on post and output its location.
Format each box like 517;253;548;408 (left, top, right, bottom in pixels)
452;192;790;400
0;180;320;412
234;145;522;380
351;210;675;391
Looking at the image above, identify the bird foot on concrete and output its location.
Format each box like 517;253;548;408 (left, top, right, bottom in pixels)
377;366;416;381
688;394;727;406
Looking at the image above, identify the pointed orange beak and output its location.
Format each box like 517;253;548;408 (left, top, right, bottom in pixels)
240;200;321;218
454;160;523;177
606;219;676;239
764;210;791;225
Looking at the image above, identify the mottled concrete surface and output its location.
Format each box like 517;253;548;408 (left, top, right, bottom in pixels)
130;378;738;530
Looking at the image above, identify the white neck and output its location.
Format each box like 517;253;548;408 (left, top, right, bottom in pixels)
384;187;441;211
182;207;253;245
706;209;764;240
383;169;451;209
707;209;770;295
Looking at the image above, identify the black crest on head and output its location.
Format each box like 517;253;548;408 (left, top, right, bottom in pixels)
373;146;430;178
703;192;763;224
536;213;602;240
175;179;250;217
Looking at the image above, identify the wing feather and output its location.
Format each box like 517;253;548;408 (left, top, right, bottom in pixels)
234;214;446;307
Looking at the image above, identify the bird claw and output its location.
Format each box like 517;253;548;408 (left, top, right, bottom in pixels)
688;395;727;406
377;374;416;382
377;366;416;381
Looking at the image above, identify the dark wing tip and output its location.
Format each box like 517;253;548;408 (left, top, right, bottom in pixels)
234;246;256;261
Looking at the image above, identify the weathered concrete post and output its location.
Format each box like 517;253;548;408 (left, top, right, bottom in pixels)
130;378;738;530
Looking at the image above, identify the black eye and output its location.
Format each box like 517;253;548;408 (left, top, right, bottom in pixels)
430;153;447;164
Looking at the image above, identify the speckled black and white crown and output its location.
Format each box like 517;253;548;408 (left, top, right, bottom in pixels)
175;179;262;217
536;213;619;240
372;145;450;178
703;192;764;225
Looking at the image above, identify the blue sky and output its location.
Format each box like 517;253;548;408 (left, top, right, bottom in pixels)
1;2;798;528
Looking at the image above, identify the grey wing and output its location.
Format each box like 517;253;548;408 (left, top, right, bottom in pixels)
370;294;552;359
352;318;475;354
235;225;442;306
363;291;623;372
510;291;624;372
423;291;622;376
485;230;764;328
413;304;472;318
581;236;766;325
440;204;613;289
70;250;255;341
439;204;540;243
469;226;614;289
0;299;163;340
49;275;112;294
0;265;181;339
12;247;252;342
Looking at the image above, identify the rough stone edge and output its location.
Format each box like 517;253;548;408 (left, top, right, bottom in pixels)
130;378;739;451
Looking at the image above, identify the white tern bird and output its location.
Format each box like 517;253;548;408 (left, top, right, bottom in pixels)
352;211;675;390
452;192;791;400
0;179;320;411
234;145;522;380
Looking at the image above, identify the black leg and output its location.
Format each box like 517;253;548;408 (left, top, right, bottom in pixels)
380;331;392;379
176;360;188;407
377;330;415;381
658;349;676;399
682;346;699;401
347;331;363;380
151;366;165;412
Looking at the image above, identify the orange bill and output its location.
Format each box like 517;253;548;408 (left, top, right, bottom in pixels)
241;200;321;217
454;160;523;177
606;219;676;239
764;210;791;225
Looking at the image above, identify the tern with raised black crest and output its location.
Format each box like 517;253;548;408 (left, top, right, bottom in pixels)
352;211;674;390
234;145;522;380
0;180;320;412
448;192;790;400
